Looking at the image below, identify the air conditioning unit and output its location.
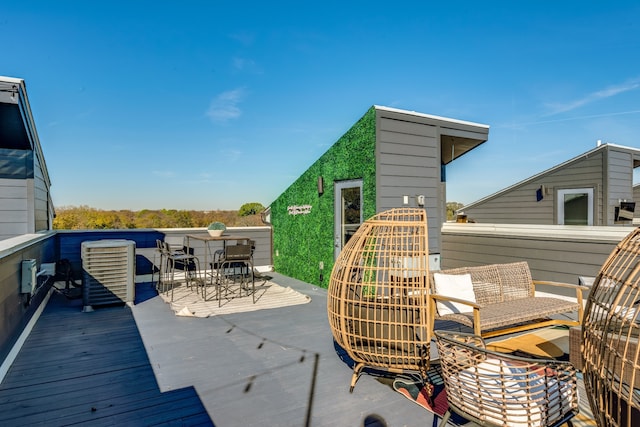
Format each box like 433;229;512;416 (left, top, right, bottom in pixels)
81;239;136;311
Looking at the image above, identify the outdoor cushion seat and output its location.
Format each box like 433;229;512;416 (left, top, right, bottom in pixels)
435;330;579;427
429;261;587;338
439;297;581;334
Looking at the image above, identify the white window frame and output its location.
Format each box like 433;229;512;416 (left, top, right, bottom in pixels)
557;188;594;225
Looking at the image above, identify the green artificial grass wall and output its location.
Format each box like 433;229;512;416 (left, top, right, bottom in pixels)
270;106;377;288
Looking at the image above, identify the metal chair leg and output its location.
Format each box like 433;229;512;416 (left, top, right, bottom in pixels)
438;410;451;427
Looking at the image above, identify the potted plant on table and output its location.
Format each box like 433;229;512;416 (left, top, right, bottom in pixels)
207;222;226;237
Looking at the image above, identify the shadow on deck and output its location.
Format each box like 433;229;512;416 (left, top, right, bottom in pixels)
0;274;437;426
0;272;595;426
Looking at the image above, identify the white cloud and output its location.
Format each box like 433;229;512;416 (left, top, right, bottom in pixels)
232;56;256;71
545;78;640;115
221;148;242;161
206;88;248;123
152;170;176;178
229;31;255;46
502;109;640;128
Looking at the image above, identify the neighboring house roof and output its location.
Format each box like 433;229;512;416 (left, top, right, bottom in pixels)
461;143;640;211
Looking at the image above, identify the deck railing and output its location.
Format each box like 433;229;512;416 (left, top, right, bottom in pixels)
0;226;272;380
3;223;626;383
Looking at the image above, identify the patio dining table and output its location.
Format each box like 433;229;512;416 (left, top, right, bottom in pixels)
185;233;252;299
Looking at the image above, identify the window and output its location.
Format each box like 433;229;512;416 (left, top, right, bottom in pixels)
557;188;594;225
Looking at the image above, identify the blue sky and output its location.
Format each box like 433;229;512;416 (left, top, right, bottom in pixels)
2;1;640;210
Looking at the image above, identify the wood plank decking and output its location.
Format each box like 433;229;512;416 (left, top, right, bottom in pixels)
0;286;212;426
0;271;595;426
0;274;435;426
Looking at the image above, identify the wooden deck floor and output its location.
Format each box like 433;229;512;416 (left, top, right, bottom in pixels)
0;272;594;426
0;274;435;426
0;284;213;426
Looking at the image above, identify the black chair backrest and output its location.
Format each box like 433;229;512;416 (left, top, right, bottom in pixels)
225;244;252;260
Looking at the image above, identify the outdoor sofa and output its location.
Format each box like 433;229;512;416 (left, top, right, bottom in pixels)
429;261;588;338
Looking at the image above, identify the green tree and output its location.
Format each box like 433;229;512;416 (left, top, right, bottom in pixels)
446;202;465;221
52;204;268;230
238;202;265;216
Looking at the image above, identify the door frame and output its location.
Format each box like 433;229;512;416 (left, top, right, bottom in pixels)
334;179;363;260
557;187;594;225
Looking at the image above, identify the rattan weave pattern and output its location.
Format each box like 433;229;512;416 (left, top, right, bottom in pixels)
582;227;640;427
327;208;431;392
435;330;579;427
430;264;502;306
429;261;582;337
440;297;580;332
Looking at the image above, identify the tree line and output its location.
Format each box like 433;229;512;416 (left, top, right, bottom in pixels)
53;204;266;230
53;201;463;230
446;202;464;221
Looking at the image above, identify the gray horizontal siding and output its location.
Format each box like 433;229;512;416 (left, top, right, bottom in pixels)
34;185;49;231
634;185;640;218
378;116;439;138
0;198;27;211
441;223;632;296
0;181;25;198
33;154;50;232
606;149;634;224
376;115;442;253
0;179;28;240
377;186;439;200
378;130;439;149
463;151;605;225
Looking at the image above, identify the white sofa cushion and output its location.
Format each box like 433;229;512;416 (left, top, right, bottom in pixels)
449;358;573;427
433;273;476;316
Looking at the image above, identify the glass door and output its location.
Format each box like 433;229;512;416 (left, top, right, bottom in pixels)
334;179;363;260
557;188;594;225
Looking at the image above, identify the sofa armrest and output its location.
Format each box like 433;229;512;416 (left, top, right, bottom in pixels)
430;294;481;309
533;280;589;292
430;294;482;335
533;280;589;321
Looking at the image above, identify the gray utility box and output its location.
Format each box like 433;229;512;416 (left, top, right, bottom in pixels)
21;259;37;294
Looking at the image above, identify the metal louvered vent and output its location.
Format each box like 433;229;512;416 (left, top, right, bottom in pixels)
81;239;135;312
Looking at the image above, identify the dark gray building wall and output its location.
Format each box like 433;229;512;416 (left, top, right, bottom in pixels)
0;233;56;367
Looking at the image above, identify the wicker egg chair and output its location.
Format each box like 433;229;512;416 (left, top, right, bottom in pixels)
327;207;431;392
582;227;640;427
